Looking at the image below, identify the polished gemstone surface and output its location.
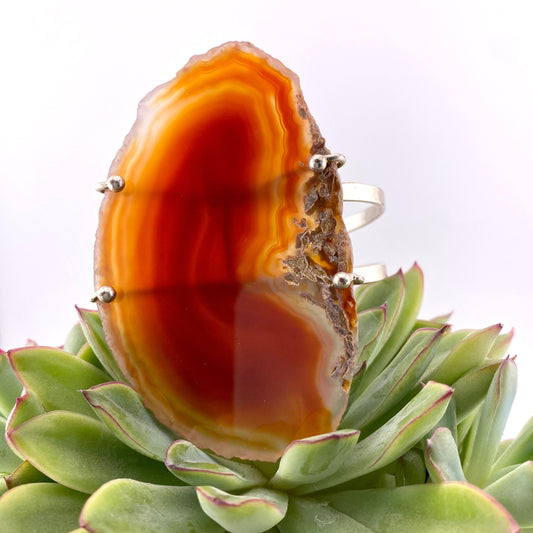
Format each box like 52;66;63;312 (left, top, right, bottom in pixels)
94;42;357;460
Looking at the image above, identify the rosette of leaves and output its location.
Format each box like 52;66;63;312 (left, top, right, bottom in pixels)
1;264;531;532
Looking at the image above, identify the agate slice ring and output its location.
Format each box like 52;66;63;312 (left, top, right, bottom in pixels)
92;41;386;460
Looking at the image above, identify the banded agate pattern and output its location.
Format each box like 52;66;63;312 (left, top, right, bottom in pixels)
94;42;357;460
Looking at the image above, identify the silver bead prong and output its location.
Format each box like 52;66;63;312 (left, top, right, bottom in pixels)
96;175;125;193
309;154;328;172
333;272;352;289
331;272;353;289
91;286;117;303
107;175;126;192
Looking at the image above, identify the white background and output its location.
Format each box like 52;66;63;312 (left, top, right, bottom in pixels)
0;1;531;438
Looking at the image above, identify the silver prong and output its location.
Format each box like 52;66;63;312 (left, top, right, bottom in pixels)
352;273;365;285
333;271;366;289
332;271;372;289
309;153;346;173
326;153;346;168
332;272;352;289
91;286;117;303
96;175;125;193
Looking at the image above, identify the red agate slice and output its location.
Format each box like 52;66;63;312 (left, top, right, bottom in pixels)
94;42;356;461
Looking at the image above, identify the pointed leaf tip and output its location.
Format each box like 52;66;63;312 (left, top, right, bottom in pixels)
196;486;288;533
83;381;176;461
425;427;466;483
76;307;127;382
7;346;109;418
166;439;267;491
271;429;360;490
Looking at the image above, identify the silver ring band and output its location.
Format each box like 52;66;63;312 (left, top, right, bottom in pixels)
352;264;388;283
341;182;385;233
341;182;387;283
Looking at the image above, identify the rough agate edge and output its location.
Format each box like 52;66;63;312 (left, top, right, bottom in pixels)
94;41;357;460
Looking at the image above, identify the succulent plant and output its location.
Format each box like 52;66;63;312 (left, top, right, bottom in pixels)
0;263;531;532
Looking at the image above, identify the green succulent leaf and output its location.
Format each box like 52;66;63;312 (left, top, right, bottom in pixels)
196;486;288;533
297;381;453;494
485;461;533;528
456;409;478;448
357;265;424;390
271;429;360;490
0;351;22;419
356;264;424;389
354;269;404;359
76;342;106;371
0;417;22;474
394;448;427;486
427;324;502;385
462;357;517;487
279;497;373;532
452;360;502;423
348;362;367;407
83;382;177;461
496;439;513;460
492;416;533;473
76;307;127;382
6;389;45;437
8;347;109;418
356;305;386;366
432;394;458;443
342;327;445;430
346;450;426;491
421;328;473;379
318;482;519;532
63;323;88;355
354;268;401;310
3;460;52;490
0;482;87;533
425;427;466;482
411;311;452;331
166;439;267;491
487;328;514;360
7;410;182;494
81;480;223;533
